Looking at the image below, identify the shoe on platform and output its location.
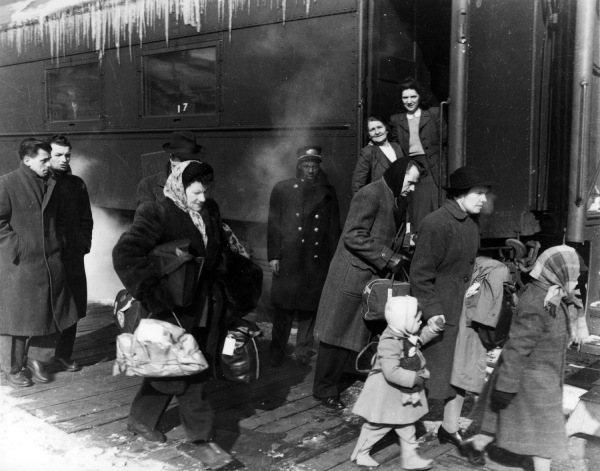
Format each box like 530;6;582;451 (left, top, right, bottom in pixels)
460;438;486;467
3;370;33;388
320;396;345;410
127;418;167;443
55;357;81;372
401;456;433;471
353;454;380;468
437;425;463;449
177;440;234;469
26;359;51;383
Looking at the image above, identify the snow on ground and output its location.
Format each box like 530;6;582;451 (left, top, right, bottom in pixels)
0;389;174;471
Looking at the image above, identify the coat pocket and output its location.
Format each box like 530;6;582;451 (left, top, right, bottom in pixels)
340;257;375;298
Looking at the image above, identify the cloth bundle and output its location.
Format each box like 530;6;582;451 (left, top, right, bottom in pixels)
114;318;209;377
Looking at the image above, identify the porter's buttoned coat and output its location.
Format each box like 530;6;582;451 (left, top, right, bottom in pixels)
314;179;398;352
351;143;404;194
267;172;340;311
0;164;78;335
409;199;479;399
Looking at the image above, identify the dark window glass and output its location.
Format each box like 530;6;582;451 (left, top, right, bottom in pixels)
47;63;101;121
143;47;217;117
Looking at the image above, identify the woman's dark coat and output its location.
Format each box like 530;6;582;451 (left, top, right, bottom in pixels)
409;199;479;399
54;169;93;318
351;143;404;194
480;282;570;460
0;164;78;336
390;108;446;232
314;178;399;352
267;171;340;311
112;198;226;365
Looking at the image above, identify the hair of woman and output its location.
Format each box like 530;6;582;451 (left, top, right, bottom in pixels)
397;77;431;111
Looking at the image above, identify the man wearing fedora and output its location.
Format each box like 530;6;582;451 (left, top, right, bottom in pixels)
267;146;340;366
409;166;494;467
136;131;202;205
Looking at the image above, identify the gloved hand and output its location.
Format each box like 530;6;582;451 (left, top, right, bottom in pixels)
492;389;516;409
414;375;426;388
427;315;446;334
387;253;403;274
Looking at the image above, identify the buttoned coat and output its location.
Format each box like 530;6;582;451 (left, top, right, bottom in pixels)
267;171;340;311
351;142;404;194
136;169;168;205
0;164;78;336
390;108;447;231
314;179;398;352
352;327;430;424
54;169;93;318
480;282;569;460
409;199;479;399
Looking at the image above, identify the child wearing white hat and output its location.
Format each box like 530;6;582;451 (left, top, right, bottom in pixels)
351;292;444;470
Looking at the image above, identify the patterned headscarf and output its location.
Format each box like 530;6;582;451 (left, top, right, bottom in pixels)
164;160;208;247
529;245;586;342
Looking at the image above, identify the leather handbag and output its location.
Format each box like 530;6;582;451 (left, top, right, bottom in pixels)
149;239;204;308
219;318;262;383
362;273;411;322
113;315;209;378
113;288;149;335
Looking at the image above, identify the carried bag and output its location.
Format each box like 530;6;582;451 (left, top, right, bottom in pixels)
362;273;411;322
149;239;204;308
219;318;262;383
113;289;149;335
220;249;263;315
113;314;209;378
475;285;515;350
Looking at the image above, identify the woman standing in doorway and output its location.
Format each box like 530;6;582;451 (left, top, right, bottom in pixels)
390;78;446;234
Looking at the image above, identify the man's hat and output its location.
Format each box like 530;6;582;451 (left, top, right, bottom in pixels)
443;166;496;190
297;146;322;163
163;131;202;161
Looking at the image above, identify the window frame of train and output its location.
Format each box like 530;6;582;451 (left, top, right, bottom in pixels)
44;55;104;132
139;39;221;129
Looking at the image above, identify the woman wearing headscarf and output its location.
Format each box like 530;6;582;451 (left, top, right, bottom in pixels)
351;116;405;194
113;161;229;463
409;166;494;466
313;158;425;410
469;245;585;471
390;78;447;234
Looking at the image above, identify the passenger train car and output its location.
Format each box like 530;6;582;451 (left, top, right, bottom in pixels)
0;0;598;330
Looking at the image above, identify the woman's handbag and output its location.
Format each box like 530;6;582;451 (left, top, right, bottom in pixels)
362;272;411;322
149;239;204;307
113;289;149;335
219;318;262;383
113;314;209;378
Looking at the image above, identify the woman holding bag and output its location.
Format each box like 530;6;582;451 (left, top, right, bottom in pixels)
113;161;229;464
312;158;425;410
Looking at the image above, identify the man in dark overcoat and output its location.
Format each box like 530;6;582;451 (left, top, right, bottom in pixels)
50;135;93;372
267;146;340;366
136;131;202;205
0;139;78;387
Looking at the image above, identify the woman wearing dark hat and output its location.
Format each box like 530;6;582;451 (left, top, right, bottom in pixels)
409;166;494;466
351;116;404;194
313;158;425;410
113;161;231;465
390;78;447;234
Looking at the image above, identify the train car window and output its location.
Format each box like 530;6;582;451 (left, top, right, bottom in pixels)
46;63;101;122
142;47;216;117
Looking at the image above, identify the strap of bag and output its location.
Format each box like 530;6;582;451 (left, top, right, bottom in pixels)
355;341;380;374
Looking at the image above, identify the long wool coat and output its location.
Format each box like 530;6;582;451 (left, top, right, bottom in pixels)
314;178;398;352
353;327;429;424
54;170;93;318
0;164;78;336
390;108;446;231
481;282;570;460
136;170;167;205
112;198;226;365
267;172;340;312
409;199;479;399
351;142;404;194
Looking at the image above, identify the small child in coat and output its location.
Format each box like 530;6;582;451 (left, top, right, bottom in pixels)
351;293;443;470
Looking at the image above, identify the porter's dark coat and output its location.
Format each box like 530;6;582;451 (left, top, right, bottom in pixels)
409;199;479;399
267;172;340;311
54;170;93;318
0;164;78;335
314;179;398;352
